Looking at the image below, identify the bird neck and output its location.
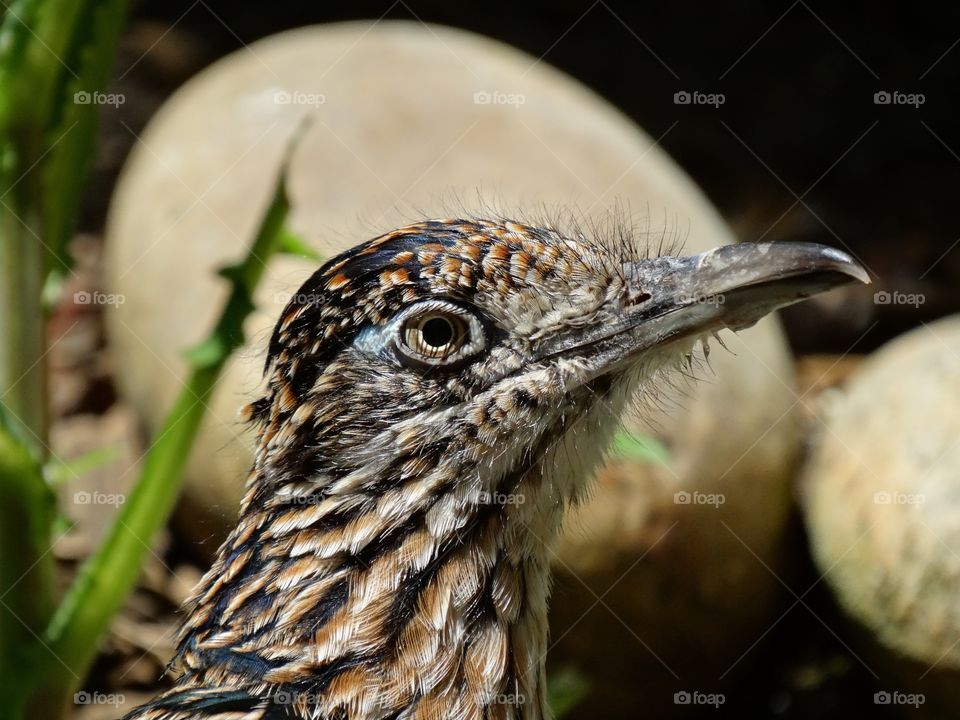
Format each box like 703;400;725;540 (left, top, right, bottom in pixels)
175;441;581;719
175;364;623;718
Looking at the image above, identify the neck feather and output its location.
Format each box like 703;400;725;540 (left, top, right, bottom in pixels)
173;372;625;720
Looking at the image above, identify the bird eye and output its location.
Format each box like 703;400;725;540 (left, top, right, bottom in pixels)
405;313;464;358
394;301;486;367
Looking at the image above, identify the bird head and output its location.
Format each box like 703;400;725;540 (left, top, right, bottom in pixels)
169;217;866;720
249;218;866;514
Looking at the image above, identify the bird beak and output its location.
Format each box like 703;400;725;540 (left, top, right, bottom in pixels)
632;240;869;333
538;242;870;373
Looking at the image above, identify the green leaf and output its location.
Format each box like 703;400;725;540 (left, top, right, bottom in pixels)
277;226;323;261
548;666;591;718
182;335;230;370
611;431;671;464
43;445;120;487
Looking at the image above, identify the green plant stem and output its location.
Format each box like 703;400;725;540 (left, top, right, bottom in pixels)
0;192;48;457
32;144;296;717
1;0;129;455
0;425;57;718
1;3;128;717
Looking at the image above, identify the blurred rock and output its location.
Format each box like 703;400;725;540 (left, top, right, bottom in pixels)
793;354;865;441
105;21;802;716
802;314;960;713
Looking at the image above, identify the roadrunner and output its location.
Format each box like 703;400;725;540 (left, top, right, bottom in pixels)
127;217;867;720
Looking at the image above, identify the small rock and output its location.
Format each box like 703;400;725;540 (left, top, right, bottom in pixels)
794;353;865;439
802;314;960;713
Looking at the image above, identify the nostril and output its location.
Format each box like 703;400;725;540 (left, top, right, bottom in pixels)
627;290;652;306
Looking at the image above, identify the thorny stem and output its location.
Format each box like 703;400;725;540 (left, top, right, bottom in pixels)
35;127;305;717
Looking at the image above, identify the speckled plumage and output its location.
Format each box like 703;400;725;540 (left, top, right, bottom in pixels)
125;217;866;720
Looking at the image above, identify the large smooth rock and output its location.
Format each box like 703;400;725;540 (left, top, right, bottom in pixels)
802;315;960;712
105;21;800;716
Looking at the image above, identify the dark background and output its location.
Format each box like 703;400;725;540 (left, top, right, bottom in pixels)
93;0;960;357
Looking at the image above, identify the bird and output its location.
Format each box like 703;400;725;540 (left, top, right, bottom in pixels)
125;216;868;720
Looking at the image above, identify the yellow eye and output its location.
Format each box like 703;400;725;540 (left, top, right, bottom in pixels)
403;312;467;359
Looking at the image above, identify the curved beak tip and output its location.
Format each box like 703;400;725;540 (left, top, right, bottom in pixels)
818;245;871;286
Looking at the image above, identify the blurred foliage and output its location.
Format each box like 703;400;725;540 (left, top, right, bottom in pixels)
0;3;312;717
612;430;670;465
548;666;592;718
40;132;301;717
0;7;311;710
43;445;121;488
0;411;58;718
0;1;129;717
0;0;128;273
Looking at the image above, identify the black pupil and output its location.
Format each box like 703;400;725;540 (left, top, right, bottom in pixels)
421;317;454;348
